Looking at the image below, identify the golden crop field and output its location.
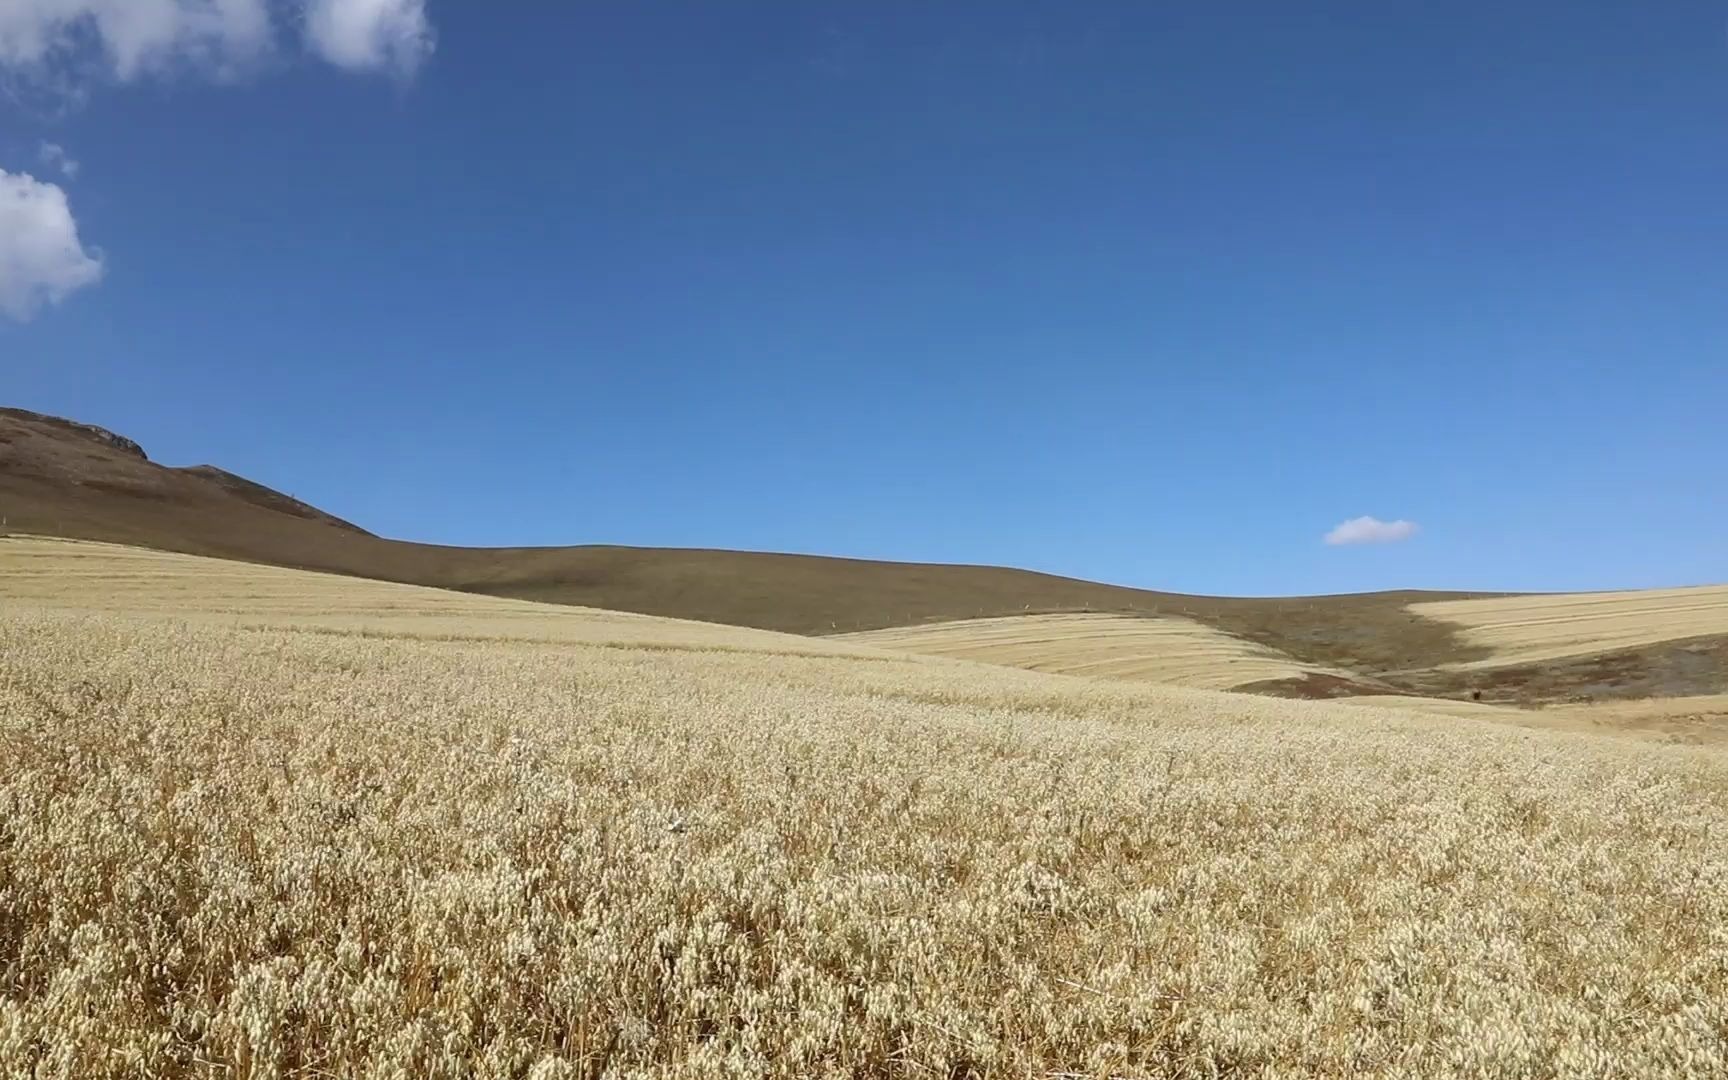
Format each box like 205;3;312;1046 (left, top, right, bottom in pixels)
837;613;1337;690
1411;585;1728;667
4;539;1728;1077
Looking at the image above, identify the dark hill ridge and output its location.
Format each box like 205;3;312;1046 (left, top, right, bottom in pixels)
0;408;369;535
176;464;370;534
1;408;149;460
23;404;1717;704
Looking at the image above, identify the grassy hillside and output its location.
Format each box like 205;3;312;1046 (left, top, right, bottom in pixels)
0;406;1485;657
8;405;1727;704
4;539;1727;1075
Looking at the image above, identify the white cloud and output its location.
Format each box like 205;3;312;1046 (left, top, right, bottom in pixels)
0;0;274;82
0;168;103;321
300;0;432;77
0;0;433;84
1324;515;1419;546
37;140;78;177
0;2;434;319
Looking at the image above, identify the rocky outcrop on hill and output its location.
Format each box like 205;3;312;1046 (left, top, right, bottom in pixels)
0;408;148;460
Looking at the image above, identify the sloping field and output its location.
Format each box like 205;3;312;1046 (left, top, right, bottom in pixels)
1519;695;1728;749
1550;694;1728;746
1335;694;1523;721
0;537;880;658
4;541;1728;1075
1340;693;1728;748
838;612;1353;690
1412;586;1728;668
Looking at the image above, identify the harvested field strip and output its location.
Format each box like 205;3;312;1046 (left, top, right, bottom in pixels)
1411;585;1728;668
838;612;1348;689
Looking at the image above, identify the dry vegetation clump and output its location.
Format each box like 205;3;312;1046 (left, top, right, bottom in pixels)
4;593;1728;1078
837;613;1346;690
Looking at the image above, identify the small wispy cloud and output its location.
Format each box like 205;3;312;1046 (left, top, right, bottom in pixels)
1324;516;1418;546
37;141;79;178
0;168;104;322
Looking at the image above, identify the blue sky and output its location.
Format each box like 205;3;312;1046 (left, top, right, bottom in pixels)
3;2;1724;596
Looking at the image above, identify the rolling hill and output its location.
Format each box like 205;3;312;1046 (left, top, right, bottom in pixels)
5;405;1725;704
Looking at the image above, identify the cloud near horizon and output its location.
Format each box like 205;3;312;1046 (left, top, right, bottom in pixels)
1324;515;1419;546
0;168;104;321
0;1;433;324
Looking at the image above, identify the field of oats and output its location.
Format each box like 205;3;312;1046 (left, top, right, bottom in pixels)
3;538;1728;1078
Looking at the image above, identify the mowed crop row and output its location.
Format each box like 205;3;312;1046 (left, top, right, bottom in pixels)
3;540;1728;1076
1411;585;1728;668
837;612;1342;690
